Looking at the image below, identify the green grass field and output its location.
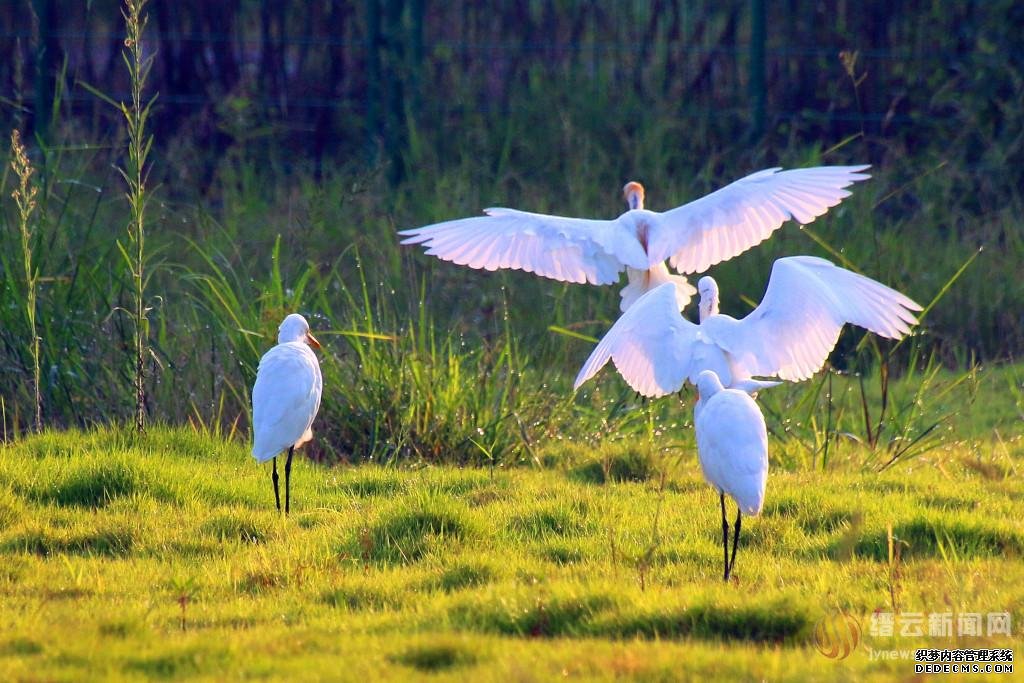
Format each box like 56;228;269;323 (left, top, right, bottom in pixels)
1;391;1021;681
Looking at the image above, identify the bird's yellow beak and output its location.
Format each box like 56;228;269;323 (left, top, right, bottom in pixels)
305;332;321;350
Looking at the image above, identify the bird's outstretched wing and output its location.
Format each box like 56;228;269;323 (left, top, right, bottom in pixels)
251;344;322;462
399;208;648;284
648;166;871;273
573;283;699;396
701;256;921;382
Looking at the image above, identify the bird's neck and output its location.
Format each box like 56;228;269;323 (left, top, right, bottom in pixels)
699;297;719;322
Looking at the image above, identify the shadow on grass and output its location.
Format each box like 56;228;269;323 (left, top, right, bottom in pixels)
3;527;136;557
450;593;812;643
361;500;477;565
200;513;273;544
33;460;146;508
848;517;1024;560
125;647;229;679
389;640;479;673
424;561;495;592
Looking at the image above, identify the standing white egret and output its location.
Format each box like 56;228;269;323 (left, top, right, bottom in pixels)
399;166;870;312
574;256;921;396
694;370;768;581
251;314;323;514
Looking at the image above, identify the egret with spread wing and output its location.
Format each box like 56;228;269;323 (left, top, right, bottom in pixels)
694;370;768;582
252;314;323;514
400;166;870;312
574;256;921;396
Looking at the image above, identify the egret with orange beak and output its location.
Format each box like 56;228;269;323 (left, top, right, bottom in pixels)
251;313;323;514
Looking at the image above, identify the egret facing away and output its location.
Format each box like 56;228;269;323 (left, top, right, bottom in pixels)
694;370;768;581
399;166;870;312
574;256;922;396
251;314;323;514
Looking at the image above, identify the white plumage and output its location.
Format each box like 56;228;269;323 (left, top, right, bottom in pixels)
574;256;921;397
251;313;323;513
693;370;768;580
399;166;870;312
695;371;768;517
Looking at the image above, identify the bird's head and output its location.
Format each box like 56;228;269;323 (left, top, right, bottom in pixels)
697;275;720;321
278;313;321;349
622;181;645;210
695;370;725;404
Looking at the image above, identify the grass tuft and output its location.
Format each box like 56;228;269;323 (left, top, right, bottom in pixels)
425;561;494;592
365;498;476;564
321;583;402;611
5;525;136;557
508;503;589;539
449;591;617;637
39;460;145;508
851;517;1024;560
566;445;659;484
200;512;272;544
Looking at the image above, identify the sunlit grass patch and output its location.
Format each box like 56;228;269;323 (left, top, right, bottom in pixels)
0;426;1021;680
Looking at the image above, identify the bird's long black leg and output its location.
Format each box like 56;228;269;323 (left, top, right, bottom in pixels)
284;446;294;515
727;508;742;581
272;456;281;511
720;493;730;582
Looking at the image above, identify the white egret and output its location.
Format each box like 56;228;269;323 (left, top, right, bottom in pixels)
251;314;323;514
693;370;768;581
399;166;870;312
574;256;921;396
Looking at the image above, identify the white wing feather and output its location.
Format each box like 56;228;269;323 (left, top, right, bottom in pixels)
573;283;699;397
648;166;871;273
399;208;647;284
702;256;922;382
251;343;323;463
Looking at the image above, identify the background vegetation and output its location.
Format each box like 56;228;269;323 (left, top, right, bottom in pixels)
0;0;1021;459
